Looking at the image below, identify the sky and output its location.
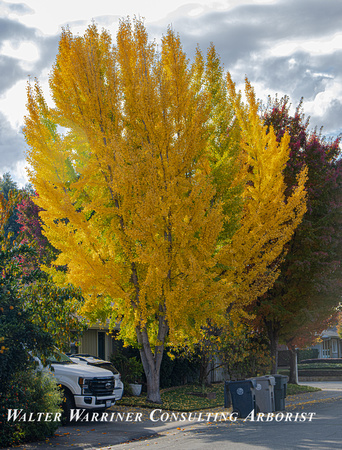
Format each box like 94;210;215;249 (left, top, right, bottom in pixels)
1;0;342;186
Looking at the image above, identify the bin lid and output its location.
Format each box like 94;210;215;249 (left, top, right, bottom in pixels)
273;374;288;380
228;379;257;388
273;374;289;387
248;375;276;386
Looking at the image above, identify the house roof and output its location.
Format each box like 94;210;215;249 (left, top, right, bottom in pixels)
321;326;340;338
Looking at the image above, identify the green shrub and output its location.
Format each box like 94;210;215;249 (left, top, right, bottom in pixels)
298;349;319;362
0;189;66;447
110;344;201;391
160;352;200;388
298;362;342;370
0;370;62;448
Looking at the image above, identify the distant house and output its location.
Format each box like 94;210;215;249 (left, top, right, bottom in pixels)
311;327;342;359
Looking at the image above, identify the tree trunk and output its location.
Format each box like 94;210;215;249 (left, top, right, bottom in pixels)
136;313;168;404
198;355;209;387
267;324;279;374
139;346;162;403
288;346;298;384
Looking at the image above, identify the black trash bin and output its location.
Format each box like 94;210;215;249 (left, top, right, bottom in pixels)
273;374;288;411
225;379;257;418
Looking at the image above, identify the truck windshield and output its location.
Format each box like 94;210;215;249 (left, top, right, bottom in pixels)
46;348;74;365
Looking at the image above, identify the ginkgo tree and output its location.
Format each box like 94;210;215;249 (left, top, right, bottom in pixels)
218;75;307;314
24;19;307;402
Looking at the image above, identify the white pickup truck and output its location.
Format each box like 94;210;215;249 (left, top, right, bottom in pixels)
34;349;117;419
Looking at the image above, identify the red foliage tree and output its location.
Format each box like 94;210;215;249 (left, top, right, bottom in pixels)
252;96;342;380
16;193;57;271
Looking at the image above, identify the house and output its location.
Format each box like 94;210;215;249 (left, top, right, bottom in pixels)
311;327;342;359
72;322;120;361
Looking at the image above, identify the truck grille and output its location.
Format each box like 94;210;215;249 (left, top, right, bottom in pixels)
89;377;115;396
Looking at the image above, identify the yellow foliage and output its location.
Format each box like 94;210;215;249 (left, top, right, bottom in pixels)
216;75;307;314
24;20;307;353
24;20;224;348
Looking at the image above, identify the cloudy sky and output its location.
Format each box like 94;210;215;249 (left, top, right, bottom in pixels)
1;0;342;186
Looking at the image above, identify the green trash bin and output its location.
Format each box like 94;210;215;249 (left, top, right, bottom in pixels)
226;379;257;418
250;375;275;413
273;374;288;411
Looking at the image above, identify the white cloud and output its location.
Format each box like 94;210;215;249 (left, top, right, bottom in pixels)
0;79;28;129
270;33;342;58
3;159;29;188
1;40;40;70
0;0;34;18
304;80;342;132
6;0;228;35
1;0;342;186
0;110;26;172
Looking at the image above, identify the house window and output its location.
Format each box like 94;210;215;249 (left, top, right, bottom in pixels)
331;339;338;355
322;339;330;358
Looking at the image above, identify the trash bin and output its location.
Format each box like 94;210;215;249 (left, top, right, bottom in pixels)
273;374;288;411
226;379;257;418
249;376;275;413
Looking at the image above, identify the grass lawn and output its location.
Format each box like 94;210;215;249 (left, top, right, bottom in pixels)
286;383;320;395
118;382;320;411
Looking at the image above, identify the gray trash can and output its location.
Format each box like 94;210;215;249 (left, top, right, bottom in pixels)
273;374;288;411
250;375;275;412
226;379;257;418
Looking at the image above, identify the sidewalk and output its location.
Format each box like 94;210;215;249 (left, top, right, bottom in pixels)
286;389;342;409
285;380;342;410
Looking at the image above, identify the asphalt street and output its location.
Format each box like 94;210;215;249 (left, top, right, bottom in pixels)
6;381;342;450
112;398;342;450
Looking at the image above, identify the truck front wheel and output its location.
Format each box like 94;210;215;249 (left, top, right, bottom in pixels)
61;389;75;425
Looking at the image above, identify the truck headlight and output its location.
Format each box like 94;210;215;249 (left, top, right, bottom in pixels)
78;377;92;395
